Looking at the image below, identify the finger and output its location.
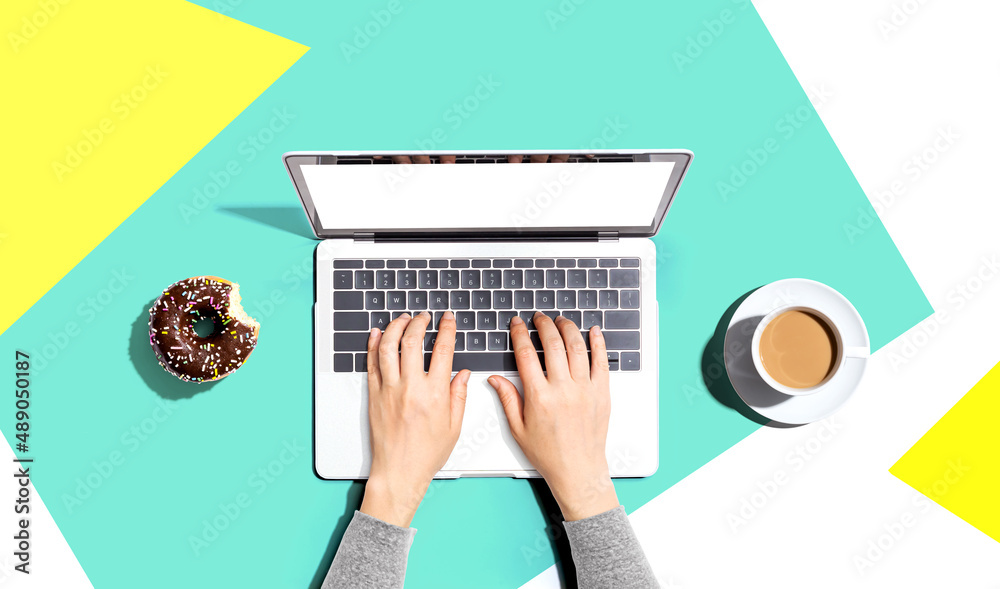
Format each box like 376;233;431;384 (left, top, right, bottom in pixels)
439;155;456;164
401;311;431;375
391;155;412;164
508;315;544;386
507;155;524;163
534;311;569;380
367;328;383;390
450;369;471;430
550;154;570;163
487;375;524;437
556;316;590;381
412;155;431;164
378;313;411;384
589;325;611;387
429;311;457;379
529;154;549;163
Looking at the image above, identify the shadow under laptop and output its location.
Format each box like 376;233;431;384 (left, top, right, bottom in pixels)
219;205;314;239
129;298;219;400
528;479;579;589
309;481;366;588
701;289;804;429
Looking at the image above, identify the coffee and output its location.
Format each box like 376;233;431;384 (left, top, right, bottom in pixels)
758;310;838;389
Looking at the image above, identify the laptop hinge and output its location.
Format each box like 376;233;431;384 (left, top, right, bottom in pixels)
598;231;618;242
353;232;375;243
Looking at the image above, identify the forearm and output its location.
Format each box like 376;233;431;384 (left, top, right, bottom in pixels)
321;510;416;589
564;506;659;589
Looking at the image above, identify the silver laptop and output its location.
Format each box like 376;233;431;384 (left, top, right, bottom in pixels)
283;150;693;479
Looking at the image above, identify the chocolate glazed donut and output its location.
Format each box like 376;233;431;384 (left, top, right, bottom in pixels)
148;276;260;383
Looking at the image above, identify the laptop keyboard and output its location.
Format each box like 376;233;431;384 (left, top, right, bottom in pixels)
331;258;642;374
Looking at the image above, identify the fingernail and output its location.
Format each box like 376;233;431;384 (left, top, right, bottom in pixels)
592;325;601;334
400;313;410;319
443;310;454;320
420;311;431;318
487;376;498;386
370;328;379;337
510;316;523;326
462;370;472;384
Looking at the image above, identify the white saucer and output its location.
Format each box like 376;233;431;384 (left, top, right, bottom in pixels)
723;279;870;425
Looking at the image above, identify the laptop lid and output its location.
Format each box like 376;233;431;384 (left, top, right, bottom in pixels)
283;150;692;240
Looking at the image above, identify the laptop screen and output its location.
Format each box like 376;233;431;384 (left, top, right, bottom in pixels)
285;152;691;238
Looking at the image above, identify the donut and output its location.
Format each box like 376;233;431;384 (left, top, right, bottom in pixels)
148;276;260;383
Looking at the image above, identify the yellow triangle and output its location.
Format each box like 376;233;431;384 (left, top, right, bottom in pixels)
890;361;1000;542
0;0;308;336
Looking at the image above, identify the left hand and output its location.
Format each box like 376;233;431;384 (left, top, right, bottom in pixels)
359;311;470;527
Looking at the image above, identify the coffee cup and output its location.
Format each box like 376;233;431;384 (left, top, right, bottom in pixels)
750;305;868;396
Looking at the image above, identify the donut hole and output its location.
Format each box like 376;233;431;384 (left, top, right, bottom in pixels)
192;317;217;338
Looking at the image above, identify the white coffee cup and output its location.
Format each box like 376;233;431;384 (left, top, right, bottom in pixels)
751;305;869;396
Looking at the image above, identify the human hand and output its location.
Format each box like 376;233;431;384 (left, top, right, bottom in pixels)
487;313;619;521
360;311;470;527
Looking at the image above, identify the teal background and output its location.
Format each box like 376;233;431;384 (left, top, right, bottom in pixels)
1;1;931;588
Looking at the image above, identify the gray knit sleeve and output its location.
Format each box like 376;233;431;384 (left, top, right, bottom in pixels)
564;506;659;588
321;510;416;589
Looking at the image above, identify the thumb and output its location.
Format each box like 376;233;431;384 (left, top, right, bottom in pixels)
487;375;524;435
450;369;471;428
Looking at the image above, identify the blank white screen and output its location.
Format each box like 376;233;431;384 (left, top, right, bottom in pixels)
302;161;675;231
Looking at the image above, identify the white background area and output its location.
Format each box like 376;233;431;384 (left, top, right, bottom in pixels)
2;1;999;587
524;0;1000;586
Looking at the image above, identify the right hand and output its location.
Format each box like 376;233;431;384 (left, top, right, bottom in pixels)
487;312;619;521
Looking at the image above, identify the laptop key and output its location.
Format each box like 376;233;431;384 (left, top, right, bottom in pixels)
462;270;481;289
418;270;438;289
440;352;518;372
599;290;619;309
519;311;537;330
605;310;640;329
556;259;575;268
599;259;618;268
391;311;407;320
621;290;640;309
621;258;640;268
488;332;507;351
440;270;460;289
408;291;428;310
397;270;417;289
366;260;385;269
334;260;363;269
483;269;503;289
334;291;364;310
535;259;555;268
556;290;576;309
504;270;523;289
455;332;465;351
433;311;446;329
542;310;560;321
376;270;395;289
603;331;640;350
607;352;619;371
467;332;487;351
428;291;449;310
567;269;587;288
493;259;513;268
529;331;543;350
423;331;437;351
334;270;352;289
493;290;513;309
472;291;491;309
514;291;533;309
334;333;369;351
355;353;367;372
334;312;368;331
514;259;533;268
620;352;640;370
477;311;497;331
535;290;555;309
355;271;374;289
387;260;406;268
365;291;385;310
546;269;565;288
371;312;390;330
408;259;428;268
451;259;471;268
429;259;449;268
582;311;603;329
450;291;470;309
472;259;491;268
525;270;545;289
563;310;582;328
588;269;609;288
456;312;475;330
610;269;640;288
578;258;598;268
499;311;518;329
386;291;406;310
578;290;598;309
334;353;353;372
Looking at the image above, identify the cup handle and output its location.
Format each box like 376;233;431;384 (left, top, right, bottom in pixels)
844;345;869;359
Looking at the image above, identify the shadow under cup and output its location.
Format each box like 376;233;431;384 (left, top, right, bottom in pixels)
751;306;858;396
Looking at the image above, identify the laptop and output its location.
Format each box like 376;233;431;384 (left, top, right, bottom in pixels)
283;150;693;479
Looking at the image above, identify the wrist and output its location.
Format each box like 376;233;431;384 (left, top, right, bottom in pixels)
549;471;620;522
360;472;430;528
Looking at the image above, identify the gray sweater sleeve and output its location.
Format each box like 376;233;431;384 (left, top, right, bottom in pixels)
321;510;416;589
564;506;659;588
